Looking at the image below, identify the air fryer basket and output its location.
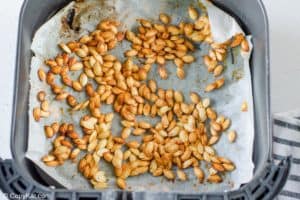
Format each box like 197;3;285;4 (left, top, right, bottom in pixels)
0;0;291;199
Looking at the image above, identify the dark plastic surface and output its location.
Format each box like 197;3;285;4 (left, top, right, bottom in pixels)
2;0;288;199
0;157;291;199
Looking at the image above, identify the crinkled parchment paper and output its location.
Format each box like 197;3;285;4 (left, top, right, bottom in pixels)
26;0;254;193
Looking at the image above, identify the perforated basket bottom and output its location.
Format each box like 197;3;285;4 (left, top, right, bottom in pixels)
0;158;290;200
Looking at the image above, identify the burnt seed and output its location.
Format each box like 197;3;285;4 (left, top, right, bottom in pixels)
230;48;235;64
66;8;75;29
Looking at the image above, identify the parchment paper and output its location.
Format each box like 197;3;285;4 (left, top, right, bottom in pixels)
26;0;254;193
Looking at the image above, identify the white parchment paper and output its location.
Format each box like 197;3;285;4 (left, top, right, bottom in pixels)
26;0;254;192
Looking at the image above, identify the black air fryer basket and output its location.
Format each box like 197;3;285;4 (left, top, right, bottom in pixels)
0;0;291;199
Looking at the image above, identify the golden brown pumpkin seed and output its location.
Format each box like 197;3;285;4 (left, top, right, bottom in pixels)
163;169;175;180
176;67;185;80
228;130;237;143
133;128;146;136
121;128;131;139
72;81;83;91
44;160;61;167
125;49;138;57
231;33;244;47
158;66;168;80
41;100;49;111
70;62;83;71
116;178;126;189
79;73;88;87
207;174;222;183
182;55;195;63
194;167;204;183
222;118;231;130
37;91;46;102
215;78;225;89
174;58;184;68
38;68;46;82
59;43;71;54
190;92;200;104
213;65;224;77
177;170;187;181
241;39;249;52
159;13;171;24
45;125;54;138
188;6;198;20
241;101;248;112
205;82;217;92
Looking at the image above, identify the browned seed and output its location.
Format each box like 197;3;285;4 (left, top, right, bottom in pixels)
116;178;126;189
139;121;151;129
190;31;205;42
188;6;198;20
207;174;222;183
194;167;205;183
184;23;194;36
241;39;250;52
72;81;83;91
213;65;224;77
174;58;184;68
44;160;61;167
104;113;114;123
177;170;187;181
211;162;225;172
45;125;54;138
70;62;83;71
211;121;222;132
228;130;237;143
121;128;131;139
137;68;147;81
148;80;157;93
133;128;146;136
241;101;248;112
38;68;46;81
222;163;235;171
125;49;138;57
176;67;185;80
163;169;175;180
75;48;88;58
42;155;56;162
159;13;171;24
155;55;164;65
79;73;88;87
33;107;41;121
231;33;244;47
127;141;140;149
222;118;231;130
37;91;46;102
168;25;181;35
103;152;113;162
148;105;157;117
61;140;73;148
209;135;219;145
180;103;190;114
67;95;77;107
190;92;200;104
55;92;69;101
174;91;184;103
205;82;217;92
182;55;195;64
59;43;72;54
51;122;59;133
182;159;193;169
143;103;151;116
215;78;225;89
